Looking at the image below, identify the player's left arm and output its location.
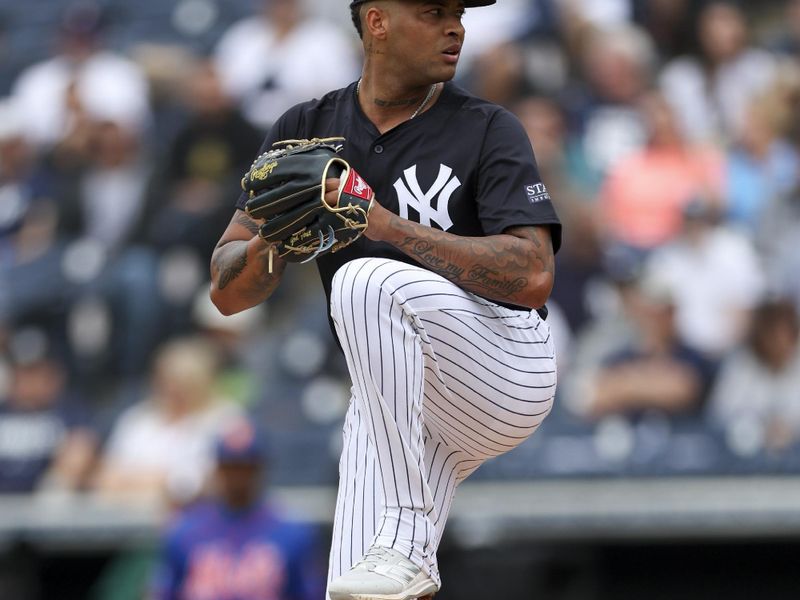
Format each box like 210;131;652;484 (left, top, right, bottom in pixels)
364;201;554;308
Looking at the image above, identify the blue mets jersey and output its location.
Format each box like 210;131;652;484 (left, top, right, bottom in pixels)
151;501;323;600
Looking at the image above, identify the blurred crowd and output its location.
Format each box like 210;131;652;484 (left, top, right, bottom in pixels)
0;0;798;517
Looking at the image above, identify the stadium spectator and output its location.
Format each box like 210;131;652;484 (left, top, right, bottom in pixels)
561;246;645;417
761;188;800;314
599;91;724;252
213;0;359;130
575;271;715;420
659;1;778;144
49;96;163;378
460;0;548;67
53;111;151;255
2;7;161;379
149;417;324;600
459;0;566;104
93;336;241;507
138;58;263;265
562;23;656;194
10;1;150;150
566;245;647;372
0;329;96;493
724;90;799;236
0;98;59;328
633;0;699;62
644;199;765;359
709;299;800;453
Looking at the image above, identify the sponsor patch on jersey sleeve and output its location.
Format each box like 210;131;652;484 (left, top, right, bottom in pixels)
525;182;551;204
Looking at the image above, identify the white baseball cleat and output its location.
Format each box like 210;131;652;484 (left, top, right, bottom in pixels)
328;546;439;600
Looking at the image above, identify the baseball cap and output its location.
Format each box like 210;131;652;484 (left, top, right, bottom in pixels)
215;418;269;464
350;1;496;8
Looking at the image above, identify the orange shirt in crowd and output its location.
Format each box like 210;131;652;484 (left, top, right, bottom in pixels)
599;146;724;250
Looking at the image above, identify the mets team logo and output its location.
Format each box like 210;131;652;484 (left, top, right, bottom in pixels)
393;164;461;231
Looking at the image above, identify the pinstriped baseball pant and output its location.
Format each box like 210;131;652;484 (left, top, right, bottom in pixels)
327;257;556;594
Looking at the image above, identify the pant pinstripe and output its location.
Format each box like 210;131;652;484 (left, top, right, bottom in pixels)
327;257;556;595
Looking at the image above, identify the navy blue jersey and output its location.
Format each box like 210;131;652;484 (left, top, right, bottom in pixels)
151;502;323;600
236;81;561;312
0;396;87;493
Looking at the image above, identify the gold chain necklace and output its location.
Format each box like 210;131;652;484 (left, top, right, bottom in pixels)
356;79;438;119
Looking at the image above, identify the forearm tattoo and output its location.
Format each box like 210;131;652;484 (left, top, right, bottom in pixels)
389;216;550;302
216;250;247;291
235;211;260;236
211;238;285;298
505;225;555;277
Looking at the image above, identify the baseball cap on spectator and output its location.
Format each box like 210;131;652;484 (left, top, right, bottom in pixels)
215;418;269;464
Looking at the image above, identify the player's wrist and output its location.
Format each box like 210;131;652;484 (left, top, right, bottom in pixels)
363;200;394;242
248;235;285;272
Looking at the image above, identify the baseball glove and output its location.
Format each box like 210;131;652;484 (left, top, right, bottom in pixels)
242;138;374;264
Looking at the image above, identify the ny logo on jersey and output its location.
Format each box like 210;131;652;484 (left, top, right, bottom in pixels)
393;164;461;231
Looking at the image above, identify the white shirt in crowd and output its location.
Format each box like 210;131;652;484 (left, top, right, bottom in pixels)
214;16;359;130
11;51;150;148
659;48;778;144
645;226;765;357
102;399;241;502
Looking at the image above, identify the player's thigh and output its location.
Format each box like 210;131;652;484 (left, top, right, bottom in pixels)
418;295;557;458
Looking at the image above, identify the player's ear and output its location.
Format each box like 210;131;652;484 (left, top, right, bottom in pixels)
364;5;389;40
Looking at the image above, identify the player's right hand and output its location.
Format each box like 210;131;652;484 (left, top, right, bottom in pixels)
324;178;340;207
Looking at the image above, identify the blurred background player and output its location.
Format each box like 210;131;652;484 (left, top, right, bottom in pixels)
149;417;324;600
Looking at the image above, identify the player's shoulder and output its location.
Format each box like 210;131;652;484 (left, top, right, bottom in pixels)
438;83;530;151
287;84;355;116
274;84;356;129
